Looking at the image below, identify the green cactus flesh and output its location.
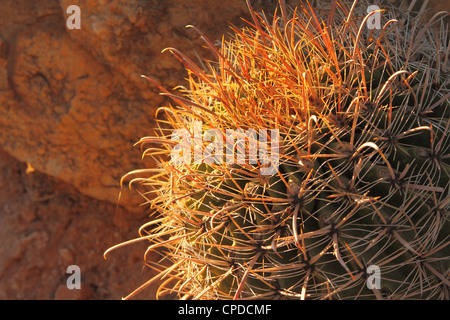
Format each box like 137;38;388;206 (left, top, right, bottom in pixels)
111;1;449;300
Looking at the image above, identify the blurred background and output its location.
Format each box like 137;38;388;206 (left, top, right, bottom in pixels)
0;0;448;299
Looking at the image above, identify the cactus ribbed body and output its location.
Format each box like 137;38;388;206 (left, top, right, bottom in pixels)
109;0;449;300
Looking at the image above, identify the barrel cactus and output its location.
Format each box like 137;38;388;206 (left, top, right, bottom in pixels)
105;0;449;300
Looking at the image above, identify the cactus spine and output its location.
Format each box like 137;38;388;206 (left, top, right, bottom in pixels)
106;0;449;300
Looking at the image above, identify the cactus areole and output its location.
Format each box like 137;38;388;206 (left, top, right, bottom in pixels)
106;0;449;300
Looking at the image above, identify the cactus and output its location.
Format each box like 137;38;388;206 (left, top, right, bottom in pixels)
105;0;449;300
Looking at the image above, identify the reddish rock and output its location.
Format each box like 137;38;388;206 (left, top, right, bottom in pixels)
0;148;160;299
54;284;94;300
0;0;262;212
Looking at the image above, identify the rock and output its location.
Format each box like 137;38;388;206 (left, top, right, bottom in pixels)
0;147;160;299
54;283;94;300
0;0;264;212
59;247;75;266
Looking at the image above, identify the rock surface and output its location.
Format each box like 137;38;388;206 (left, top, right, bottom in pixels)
0;148;159;299
0;0;273;211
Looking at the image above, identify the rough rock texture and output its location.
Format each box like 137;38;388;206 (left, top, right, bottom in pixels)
0;0;279;212
0;148;159;299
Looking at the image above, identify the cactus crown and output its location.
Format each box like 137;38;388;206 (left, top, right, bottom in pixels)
106;0;449;300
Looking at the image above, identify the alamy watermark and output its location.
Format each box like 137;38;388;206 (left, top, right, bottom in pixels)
366;264;381;290
66;265;81;289
64;4;380;31
366;5;382;30
171;120;279;175
66;5;81;30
